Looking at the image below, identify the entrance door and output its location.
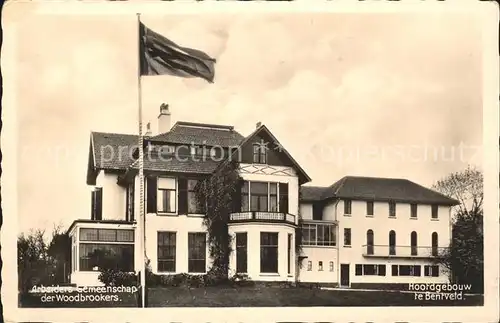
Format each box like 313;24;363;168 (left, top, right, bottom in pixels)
340;264;350;287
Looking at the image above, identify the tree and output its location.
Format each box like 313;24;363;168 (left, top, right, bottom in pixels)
433;165;483;215
18;226;72;293
47;226;72;283
432;165;484;293
17;229;51;293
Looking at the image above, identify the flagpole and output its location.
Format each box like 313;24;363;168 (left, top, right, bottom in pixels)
137;12;146;308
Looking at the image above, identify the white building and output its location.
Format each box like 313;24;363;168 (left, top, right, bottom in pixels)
67;104;458;288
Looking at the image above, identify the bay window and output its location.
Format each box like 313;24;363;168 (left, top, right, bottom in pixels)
239;181;283;213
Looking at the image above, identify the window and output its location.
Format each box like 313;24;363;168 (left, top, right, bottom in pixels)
80;228;134;242
307;261;312;271
366;201;374;216
389;201;396;217
250;182;268;212
329;261;334;272
187;179;201;213
344;200;352;215
312;204;323;220
241;182;249;212
260;232;278;273
431;232;438;256
91;187;103;221
344;228;351;246
79;244;134;272
410;204;417;218
78;229;135;272
241;181;281;213
158;232;176;272
236;233;248;273
253;143;267;164
392;265;421;277
302;223;336;246
158;177;176;213
269;183;278;212
355;264;386;276
424;265;440;277
287;234;292;275
389;230;396;255
126;183;135;222
431;205;439;219
318;261;323;271
366;230;374;255
411;231;418;256
188;233;206;273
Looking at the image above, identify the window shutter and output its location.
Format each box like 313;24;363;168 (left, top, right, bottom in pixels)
91;191;96;220
232;180;243;213
178;177;188;215
146;176;157;213
95;188;103;220
279;183;289;214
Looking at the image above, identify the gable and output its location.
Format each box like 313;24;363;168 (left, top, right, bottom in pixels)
235;125;311;185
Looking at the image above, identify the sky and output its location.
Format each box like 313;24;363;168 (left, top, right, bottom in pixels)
8;10;483;234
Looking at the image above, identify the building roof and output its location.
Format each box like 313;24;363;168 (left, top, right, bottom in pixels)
150;121;245;147
300;176;459;206
300;186;327;202
128;152;222;174
91;132;139;170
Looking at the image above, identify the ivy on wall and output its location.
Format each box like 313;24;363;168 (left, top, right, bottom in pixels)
194;160;242;279
295;188;304;270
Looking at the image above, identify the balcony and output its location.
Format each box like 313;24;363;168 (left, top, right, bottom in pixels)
229;211;296;225
362;245;448;259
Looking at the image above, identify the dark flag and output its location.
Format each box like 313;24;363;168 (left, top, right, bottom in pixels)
139;22;216;83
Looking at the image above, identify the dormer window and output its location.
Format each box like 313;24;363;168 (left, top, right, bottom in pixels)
161;145;175;154
190;146;204;156
253;142;267;164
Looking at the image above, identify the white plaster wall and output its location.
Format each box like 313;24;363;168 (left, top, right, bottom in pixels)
238;164;299;224
298;246;338;283
337;199;452;284
228;223;296;282
300;203;313;220
145;214;210;274
95;171;126;221
322;201;338;221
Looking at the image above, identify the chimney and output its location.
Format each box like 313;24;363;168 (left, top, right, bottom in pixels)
145;122;152;136
256;121;262;129
158;103;171;134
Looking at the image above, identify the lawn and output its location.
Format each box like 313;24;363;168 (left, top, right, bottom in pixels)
147;286;484;307
19;286;484;307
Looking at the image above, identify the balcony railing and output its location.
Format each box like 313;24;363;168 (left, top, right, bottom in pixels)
229;211;296;225
362;245;448;258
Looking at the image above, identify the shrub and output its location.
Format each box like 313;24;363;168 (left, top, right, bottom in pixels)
187;275;204;288
230;273;254;287
98;269;137;286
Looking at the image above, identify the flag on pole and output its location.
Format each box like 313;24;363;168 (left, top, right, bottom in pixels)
135;16;217;308
139;22;216;82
